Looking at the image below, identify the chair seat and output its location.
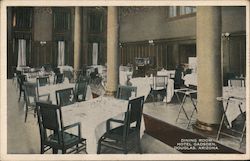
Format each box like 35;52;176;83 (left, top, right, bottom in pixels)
47;132;86;149
103;125;137;141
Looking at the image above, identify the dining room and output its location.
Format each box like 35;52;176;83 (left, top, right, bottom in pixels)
3;4;248;157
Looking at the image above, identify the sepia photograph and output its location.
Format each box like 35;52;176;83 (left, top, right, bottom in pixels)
0;0;249;160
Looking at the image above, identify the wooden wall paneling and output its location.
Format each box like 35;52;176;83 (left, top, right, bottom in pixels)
240;37;246;75
153;44;156;67
140;44;147;58
123;46;126;65
139;44;142;58
131;46;134;64
120;47;122;65
136;45;138;58
162;43;167;69
125;46;128;65
124;46;127;65
160;44;163;68
131;45;134;61
120;46;126;65
146;44;149;58
143;44;146;58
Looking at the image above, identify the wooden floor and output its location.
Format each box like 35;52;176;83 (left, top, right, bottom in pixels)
6;79;246;154
144;114;242;154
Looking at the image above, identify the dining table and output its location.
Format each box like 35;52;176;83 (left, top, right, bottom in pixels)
183;73;197;87
61;96;146;154
130;76;174;102
38;81;93;104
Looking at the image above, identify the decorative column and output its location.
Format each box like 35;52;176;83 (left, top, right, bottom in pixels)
195;7;223;132
106;6;119;96
74;7;81;76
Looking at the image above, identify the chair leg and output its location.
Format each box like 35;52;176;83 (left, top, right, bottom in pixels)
34;108;37;118
24;106;28;122
97;139;102;154
18;90;22;102
52;148;58;154
123;142;128;154
136;135;142;154
62;149;66;154
40;144;44;154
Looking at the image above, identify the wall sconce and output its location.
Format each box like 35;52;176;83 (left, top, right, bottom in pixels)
119;43;122;48
221;32;230;40
148;40;154;45
40;41;47;46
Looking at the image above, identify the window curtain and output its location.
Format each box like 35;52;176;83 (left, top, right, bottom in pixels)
169;6;177;17
17;39;26;67
58;41;65;66
92;43;98;65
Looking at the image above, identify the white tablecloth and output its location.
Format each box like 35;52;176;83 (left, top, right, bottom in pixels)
58;65;74;73
183;73;197;86
157;69;175;78
119;66;133;85
16;66;30;71
38;82;93;104
130;77;152;100
220;87;246;126
27;74;55;84
130;77;174;102
61;96;145;154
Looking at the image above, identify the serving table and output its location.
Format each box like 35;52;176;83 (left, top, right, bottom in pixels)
216;86;246;146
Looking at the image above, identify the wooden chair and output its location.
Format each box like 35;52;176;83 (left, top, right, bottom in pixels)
55;73;64;84
36;101;87;154
116;85;137;100
149;75;168;102
37;76;50;87
228;78;245;87
56;88;76;106
63;71;73;82
97;96;144;154
23;82;50;122
17;74;27;101
75;81;88;102
53;67;61;75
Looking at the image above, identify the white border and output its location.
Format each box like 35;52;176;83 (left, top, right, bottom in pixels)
1;0;249;160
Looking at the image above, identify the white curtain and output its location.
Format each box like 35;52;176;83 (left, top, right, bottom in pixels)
17;39;26;67
92;43;98;65
58;41;65;66
169;6;177;17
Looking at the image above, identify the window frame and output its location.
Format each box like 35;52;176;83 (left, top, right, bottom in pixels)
167;6;196;21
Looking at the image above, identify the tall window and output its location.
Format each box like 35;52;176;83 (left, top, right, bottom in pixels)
168;6;196;18
169;6;177;17
88;13;103;33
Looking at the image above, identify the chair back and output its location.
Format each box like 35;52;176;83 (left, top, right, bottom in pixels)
17;74;27;90
16;70;22;76
124;96;144;136
53;67;61;75
36;102;63;144
37;76;50;87
24;82;38;106
42;64;53;72
152;75;168;90
75;81;88;102
228;78;245;87
116;85;137;100
56;88;76;106
63;71;73;82
55;73;64;84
